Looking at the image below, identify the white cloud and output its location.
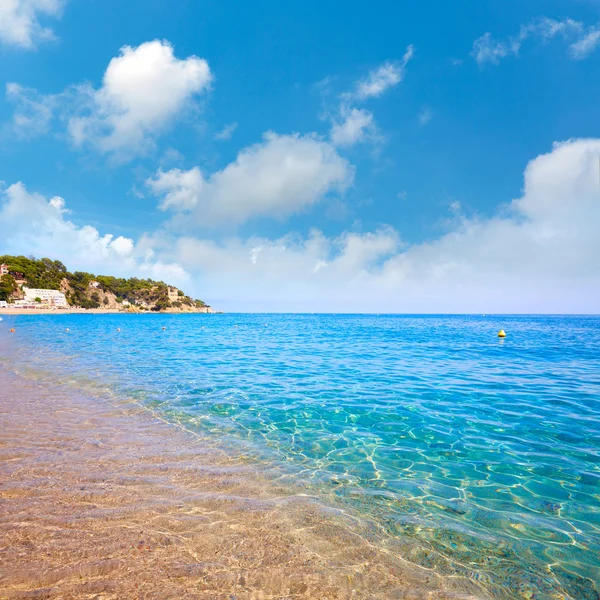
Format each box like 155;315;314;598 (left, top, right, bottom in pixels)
68;40;212;158
471;32;518;66
173;226;399;284
354;46;414;100
214;122;238;140
109;235;135;256
148;166;204;211
0;182;188;282
327;46;413;148
418;107;433;127
5;82;56;137
5;40;212;158
570;26;600;59
5;140;599;312
0;0;64;49
472;17;600;65
330;107;375;146
147;132;354;225
448;200;461;214
532;17;583;40
149;139;600;313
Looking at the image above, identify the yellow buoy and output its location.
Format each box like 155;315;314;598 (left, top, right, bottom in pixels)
498;329;506;338
9;328;15;333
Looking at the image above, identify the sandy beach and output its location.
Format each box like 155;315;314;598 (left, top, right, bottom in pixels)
0;308;123;315
0;308;215;315
0;367;484;600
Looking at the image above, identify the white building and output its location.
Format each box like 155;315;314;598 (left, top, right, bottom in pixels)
0;264;8;276
13;299;35;307
23;287;68;307
0;301;7;308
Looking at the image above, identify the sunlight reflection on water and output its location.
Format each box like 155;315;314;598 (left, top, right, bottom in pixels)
1;313;599;599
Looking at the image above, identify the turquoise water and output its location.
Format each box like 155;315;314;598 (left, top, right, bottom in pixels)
1;314;599;599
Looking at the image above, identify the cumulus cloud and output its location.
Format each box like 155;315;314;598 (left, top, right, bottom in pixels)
148;166;204;211
472;17;600;65
147;132;354;226
68;40;212;157
166;228;401;309
5;140;599;312
0;0;64;49
0;182;188;282
148;139;600;313
6;40;212;159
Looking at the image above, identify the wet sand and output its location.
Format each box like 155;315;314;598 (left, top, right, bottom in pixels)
0;368;485;599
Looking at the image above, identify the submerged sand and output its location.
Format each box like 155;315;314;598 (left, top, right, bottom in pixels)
0;368;485;599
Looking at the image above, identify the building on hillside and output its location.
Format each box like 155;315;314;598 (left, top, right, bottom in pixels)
12;271;26;286
23;287;68;308
13;299;36;307
0;264;8;276
0;301;7;308
168;287;181;302
89;281;100;288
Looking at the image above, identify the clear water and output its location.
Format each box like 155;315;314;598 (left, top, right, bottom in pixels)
1;314;599;599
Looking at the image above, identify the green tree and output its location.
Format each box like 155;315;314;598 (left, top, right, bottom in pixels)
53;260;67;273
0;274;18;302
34;297;42;303
152;295;171;311
0;254;201;311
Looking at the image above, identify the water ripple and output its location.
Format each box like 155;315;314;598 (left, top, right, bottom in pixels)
1;313;599;598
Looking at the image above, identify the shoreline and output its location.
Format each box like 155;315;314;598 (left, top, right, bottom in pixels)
0;366;484;599
0;308;122;315
0;308;218;315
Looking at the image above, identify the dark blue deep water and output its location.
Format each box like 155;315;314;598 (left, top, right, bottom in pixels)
1;314;599;599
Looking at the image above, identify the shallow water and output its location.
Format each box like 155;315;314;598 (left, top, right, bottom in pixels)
3;370;480;599
1;313;599;599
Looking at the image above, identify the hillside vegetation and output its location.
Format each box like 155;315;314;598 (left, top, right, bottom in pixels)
0;255;209;311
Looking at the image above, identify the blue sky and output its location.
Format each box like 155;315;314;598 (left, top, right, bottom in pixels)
1;0;600;312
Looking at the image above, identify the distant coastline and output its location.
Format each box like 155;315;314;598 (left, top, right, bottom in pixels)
0;307;218;315
1;255;220;313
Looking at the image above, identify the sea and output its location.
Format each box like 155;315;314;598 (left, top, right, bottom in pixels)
0;313;598;599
